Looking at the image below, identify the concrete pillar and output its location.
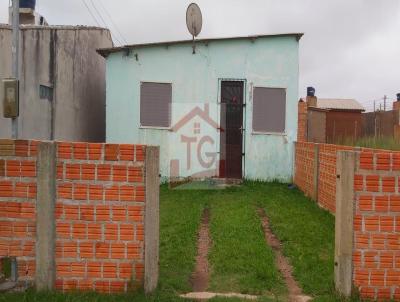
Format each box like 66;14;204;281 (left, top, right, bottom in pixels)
312;144;320;201
144;146;160;294
35;142;56;291
335;151;356;297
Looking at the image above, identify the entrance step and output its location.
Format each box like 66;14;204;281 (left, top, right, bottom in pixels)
180;292;258;300
0;281;17;292
170;178;242;190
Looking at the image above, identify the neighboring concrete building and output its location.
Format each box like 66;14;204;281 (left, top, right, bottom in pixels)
99;33;302;181
0;5;113;141
300;88;365;144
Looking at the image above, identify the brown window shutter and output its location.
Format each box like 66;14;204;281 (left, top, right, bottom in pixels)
252;87;286;133
140;82;172;127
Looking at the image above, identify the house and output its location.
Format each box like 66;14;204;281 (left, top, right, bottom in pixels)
98;33;303;181
300;88;365;144
0;2;113;142
361;95;400;139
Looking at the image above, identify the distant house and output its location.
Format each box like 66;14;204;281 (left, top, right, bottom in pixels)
0;3;113;141
300;88;365;143
98;33;303;181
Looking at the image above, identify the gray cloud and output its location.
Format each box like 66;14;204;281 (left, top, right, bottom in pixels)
1;0;399;110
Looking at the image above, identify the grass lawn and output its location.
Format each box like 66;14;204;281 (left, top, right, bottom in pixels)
0;182;339;302
337;136;400;151
207;189;285;297
252;183;337;301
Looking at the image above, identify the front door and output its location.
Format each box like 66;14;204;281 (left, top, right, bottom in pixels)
219;81;244;179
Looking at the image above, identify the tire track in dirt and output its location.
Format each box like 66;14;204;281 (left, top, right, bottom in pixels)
257;208;312;302
190;207;211;292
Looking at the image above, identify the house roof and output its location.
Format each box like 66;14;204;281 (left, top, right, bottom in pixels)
97;33;304;57
300;98;365;112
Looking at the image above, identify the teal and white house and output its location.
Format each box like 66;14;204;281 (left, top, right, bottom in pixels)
98;33;302;181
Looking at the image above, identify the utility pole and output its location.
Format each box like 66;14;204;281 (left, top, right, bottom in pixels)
384;95;387;111
11;0;19;139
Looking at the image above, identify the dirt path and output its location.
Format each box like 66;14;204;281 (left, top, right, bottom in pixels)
190;208;211;292
257;208;312;302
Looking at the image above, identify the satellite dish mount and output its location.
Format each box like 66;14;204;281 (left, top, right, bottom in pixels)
186;3;202;54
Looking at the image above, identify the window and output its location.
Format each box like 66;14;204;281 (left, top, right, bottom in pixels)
140;82;172;128
39;85;53;100
252;87;286;133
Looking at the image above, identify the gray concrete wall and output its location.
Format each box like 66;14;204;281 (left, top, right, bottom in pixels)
0;25;113;141
0;26;12;138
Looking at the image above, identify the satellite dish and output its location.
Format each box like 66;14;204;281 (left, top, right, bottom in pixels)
186;3;202;54
186;3;202;37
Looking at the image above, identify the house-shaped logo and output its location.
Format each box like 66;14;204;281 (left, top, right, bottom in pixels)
170;103;221;179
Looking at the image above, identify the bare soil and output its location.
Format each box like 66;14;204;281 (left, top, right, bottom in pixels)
257;208;312;302
190;208;211;292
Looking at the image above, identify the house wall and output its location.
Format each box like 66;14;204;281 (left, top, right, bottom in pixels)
325;111;363;144
0;25;112;142
362;110;400;138
307;108;326;143
106;36;300;181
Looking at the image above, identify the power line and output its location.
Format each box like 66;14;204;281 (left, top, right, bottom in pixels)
97;0;128;45
87;0;124;46
88;0;108;28
80;0;101;27
80;0;123;45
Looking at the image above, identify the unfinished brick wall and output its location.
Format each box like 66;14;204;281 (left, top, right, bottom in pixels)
335;150;400;300
318;144;354;212
0;139;159;293
294;141;315;198
297;100;307;142
352;151;400;300
294;142;355;213
294;142;377;213
0;140;38;282
55;142;146;292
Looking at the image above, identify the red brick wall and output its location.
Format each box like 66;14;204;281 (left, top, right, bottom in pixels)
297;100;307;142
353;151;400;300
296;142;400;299
294;142;392;213
318;144;355;213
55;142;146;293
294;141;315;198
0;140;38;282
294;142;355;213
0;139;149;293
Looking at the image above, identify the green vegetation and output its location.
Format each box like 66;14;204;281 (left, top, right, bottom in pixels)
1;182;342;302
208;189;285;296
253;182;336;300
338;136;400;151
1;257;12;278
158;187;205;293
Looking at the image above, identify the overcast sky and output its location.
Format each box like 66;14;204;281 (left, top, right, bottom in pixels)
1;0;399;111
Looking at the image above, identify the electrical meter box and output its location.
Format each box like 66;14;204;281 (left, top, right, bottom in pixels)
2;78;19;118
